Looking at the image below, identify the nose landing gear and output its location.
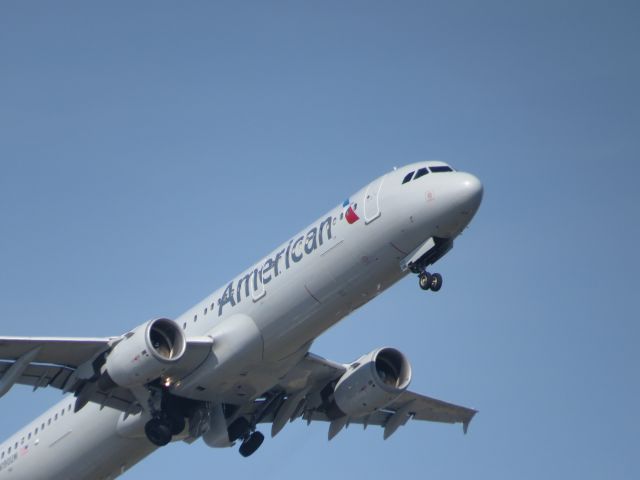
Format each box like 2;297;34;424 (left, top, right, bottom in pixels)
418;271;443;292
404;237;451;293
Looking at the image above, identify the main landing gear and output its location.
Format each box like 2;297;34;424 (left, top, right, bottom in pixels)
142;389;188;447
144;411;186;447
239;431;265;457
228;417;265;457
418;271;443;292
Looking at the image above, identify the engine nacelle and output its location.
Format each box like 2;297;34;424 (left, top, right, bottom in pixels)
333;347;412;418
102;318;186;388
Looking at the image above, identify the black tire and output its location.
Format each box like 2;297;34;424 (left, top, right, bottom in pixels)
239;431;264;458
145;418;172;447
419;272;432;291
430;273;443;292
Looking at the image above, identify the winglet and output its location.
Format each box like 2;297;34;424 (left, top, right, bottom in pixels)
462;410;477;434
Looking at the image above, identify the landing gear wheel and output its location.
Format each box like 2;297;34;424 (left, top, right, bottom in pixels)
239;431;264;457
419;272;432;291
430;273;443;292
144;418;172;447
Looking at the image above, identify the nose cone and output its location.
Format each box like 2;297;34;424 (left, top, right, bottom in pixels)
456;173;483;214
436;172;483;238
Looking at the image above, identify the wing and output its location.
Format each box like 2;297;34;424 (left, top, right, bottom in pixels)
303;390;477;439
0;335;212;415
234;351;477;440
0;336;114;367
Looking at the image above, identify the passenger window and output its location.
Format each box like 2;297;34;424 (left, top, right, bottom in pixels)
194;315;197;322
183;322;187;329
414;167;429;179
48;419;51;425
54;414;58;421
61;409;64;416
28;433;31;439
204;308;207;315
402;171;415;184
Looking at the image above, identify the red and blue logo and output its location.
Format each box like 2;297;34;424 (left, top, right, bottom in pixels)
342;199;360;224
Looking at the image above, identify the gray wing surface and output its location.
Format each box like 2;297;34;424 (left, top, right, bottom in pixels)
1;338;476;439
240;352;477;439
0;336;113;367
0;335;211;415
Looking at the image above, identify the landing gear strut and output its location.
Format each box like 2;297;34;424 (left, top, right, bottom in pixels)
418;271;443;292
406;237;451;293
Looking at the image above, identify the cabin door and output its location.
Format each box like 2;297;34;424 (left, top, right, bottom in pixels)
363;175;385;224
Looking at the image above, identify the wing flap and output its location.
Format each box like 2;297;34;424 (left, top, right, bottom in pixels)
0;360;140;413
0;360;75;390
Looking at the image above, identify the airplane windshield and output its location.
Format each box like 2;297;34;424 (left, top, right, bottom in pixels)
402;165;453;184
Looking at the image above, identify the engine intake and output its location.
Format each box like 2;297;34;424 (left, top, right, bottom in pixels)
333;347;412;418
102;318;186;388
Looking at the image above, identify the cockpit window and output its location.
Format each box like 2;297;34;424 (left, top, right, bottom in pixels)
414;167;429;180
403;165;454;184
429;166;453;173
402;171;415;184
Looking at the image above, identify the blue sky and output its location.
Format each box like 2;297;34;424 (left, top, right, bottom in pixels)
1;1;639;478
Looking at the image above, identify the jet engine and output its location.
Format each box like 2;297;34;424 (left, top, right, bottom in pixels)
333;347;412;418
101;318;186;388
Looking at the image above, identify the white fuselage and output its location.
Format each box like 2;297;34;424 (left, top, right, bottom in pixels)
0;162;482;479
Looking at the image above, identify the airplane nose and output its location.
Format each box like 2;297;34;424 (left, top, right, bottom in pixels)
437;172;483;238
457;173;483;213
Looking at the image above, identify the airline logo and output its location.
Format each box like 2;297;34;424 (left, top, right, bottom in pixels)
216;216;334;315
343;199;360;224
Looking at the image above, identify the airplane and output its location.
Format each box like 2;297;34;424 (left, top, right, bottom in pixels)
0;161;483;479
